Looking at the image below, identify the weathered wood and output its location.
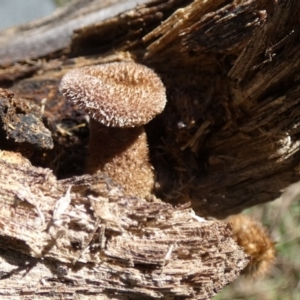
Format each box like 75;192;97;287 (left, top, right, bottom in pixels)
0;0;150;65
0;0;291;297
1;0;297;217
0;151;247;299
0;88;53;150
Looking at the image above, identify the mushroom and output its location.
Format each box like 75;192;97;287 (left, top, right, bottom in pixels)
59;62;167;198
227;214;275;277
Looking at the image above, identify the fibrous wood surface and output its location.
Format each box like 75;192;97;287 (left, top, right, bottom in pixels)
0;0;296;297
0;152;247;299
1;0;298;218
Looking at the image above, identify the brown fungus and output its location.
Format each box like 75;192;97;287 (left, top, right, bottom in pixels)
59;62;167;197
227;214;276;277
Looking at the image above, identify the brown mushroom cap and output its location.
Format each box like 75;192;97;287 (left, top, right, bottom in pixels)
59;62;167;127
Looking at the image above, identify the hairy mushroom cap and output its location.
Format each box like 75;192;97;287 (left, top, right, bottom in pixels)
59;62;167;127
227;214;276;277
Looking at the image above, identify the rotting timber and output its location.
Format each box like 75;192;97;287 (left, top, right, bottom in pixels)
0;0;298;298
1;0;298;217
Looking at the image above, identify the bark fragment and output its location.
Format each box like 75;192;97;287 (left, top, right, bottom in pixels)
0;88;53;150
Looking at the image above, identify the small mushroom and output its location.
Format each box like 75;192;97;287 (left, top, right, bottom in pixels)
59;62;167;197
227;214;275;277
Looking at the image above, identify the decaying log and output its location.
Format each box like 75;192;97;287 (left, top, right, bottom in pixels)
0;0;150;66
0;0;296;297
0;0;298;218
0;152;247;299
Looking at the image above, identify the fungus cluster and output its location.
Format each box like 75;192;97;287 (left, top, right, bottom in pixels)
59;62;167;197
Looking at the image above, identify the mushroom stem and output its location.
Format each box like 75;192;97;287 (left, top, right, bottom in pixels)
59;62;167;199
87;119;154;197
